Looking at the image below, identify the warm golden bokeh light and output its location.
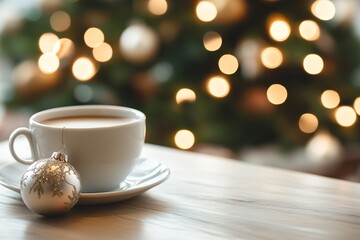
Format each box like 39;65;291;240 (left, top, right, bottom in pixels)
267;84;287;105
38;53;60;74
269;19;291;42
92;42;113;62
176;88;196;104
84;27;104;48
203;31;222;51
218;54;238;75
321;90;340;109
303;54;324;75
72;57;96;81
50;11;71;32
38;32;60;53
56;38;75;59
299;113;319;133
148;0;168;15
299;20;320;41
334;106;357;127
311;0;336;21
206;76;230;98
260;47;283;69
174;129;195;149
196;1;217;22
354;97;360;115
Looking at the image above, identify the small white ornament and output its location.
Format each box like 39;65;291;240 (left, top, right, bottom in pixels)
119;22;159;63
20;152;81;216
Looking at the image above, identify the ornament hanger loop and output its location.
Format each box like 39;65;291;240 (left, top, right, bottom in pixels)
58;126;66;153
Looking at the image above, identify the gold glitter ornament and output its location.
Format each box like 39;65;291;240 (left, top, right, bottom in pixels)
20;152;81;216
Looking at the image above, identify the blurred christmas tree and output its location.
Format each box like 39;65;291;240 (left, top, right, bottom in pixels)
1;0;360;153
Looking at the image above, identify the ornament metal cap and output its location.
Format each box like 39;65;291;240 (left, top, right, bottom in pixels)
50;151;68;163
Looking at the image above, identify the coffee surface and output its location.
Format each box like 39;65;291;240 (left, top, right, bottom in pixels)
41;116;134;128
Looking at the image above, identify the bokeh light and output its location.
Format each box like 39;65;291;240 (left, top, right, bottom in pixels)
334;106;357;127
176;88;196;104
299;113;319;133
38;53;60;74
353;97;360;115
56;38;75;59
196;1;217;22
218;54;238;75
148;0;168;15
203;31;222;51
38;32;60;53
299;20;320;41
267;84;287;105
174;129;195;149
269;18;291;42
311;0;336;21
72;57;96;81
260;47;283;69
50;11;71;32
321;90;340;109
84;27;104;48
206;76;230;98
303;54;324;75
92;42;113;62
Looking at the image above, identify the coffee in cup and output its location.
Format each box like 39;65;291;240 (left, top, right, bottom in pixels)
41;116;135;128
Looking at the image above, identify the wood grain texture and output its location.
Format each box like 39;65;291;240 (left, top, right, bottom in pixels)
1;141;360;239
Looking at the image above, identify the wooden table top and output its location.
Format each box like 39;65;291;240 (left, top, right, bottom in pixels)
1;141;360;239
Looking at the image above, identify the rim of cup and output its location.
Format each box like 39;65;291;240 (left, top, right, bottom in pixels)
29;105;146;130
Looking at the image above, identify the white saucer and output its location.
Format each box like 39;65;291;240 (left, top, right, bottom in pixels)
0;158;170;205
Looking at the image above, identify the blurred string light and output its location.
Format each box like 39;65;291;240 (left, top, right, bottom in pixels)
84;27;104;48
203;31;222;51
50;11;71;32
218;54;238;75
176;88;196;104
72;57;96;81
196;1;217;22
56;38;75;59
299;20;320;41
266;84;287;105
148;0;168;15
38;32;60;53
303;54;324;75
260;47;283;69
92;42;113;62
206;76;230;98
311;0;336;21
353;97;360;115
321;90;340;109
38;53;60;74
299;113;319;133
174;129;195;149
267;15;291;42
334;106;357;127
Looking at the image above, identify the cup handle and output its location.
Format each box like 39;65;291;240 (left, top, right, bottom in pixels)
8;127;37;165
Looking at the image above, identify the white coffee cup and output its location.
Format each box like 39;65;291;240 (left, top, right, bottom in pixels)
8;105;146;193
